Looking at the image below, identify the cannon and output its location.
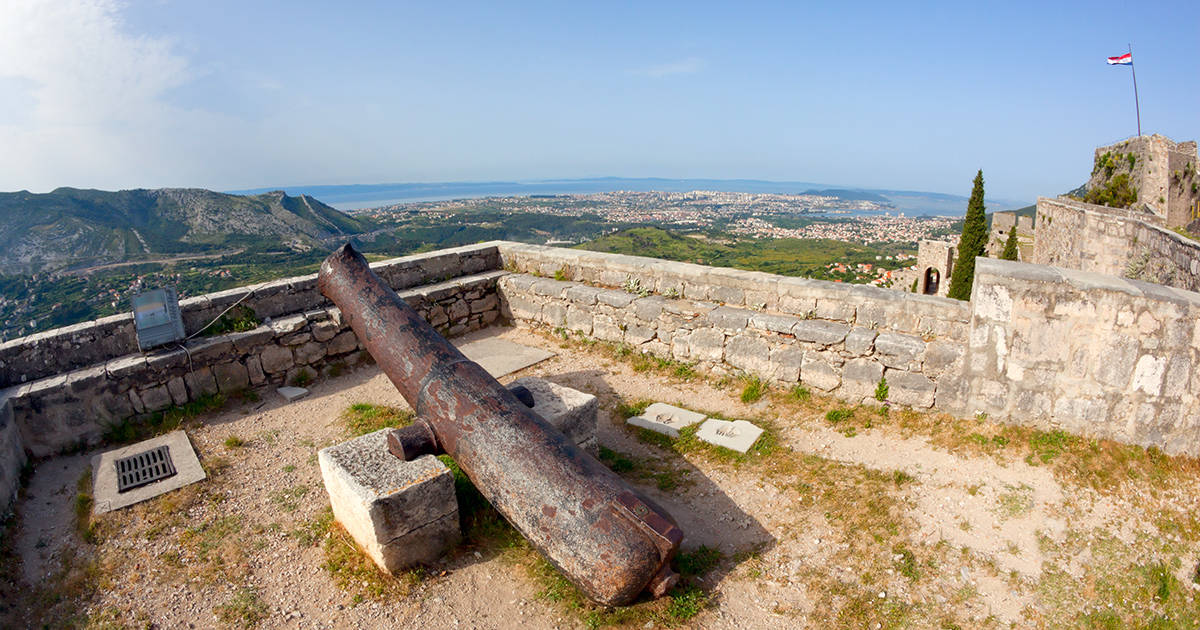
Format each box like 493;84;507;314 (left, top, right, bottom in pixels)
317;244;682;606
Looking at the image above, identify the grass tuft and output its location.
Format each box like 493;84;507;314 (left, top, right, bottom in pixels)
675;545;722;577
102;392;225;445
739;375;767;403
214;586;268;628
341;403;414;437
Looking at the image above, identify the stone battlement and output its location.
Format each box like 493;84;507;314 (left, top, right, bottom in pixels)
1033;196;1200;292
1087;134;1199;228
3;240;1199;513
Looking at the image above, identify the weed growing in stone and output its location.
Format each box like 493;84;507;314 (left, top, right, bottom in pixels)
224;435;246;449
789;384;811;402
204;306;261;337
874;376;889;402
290;368;314;388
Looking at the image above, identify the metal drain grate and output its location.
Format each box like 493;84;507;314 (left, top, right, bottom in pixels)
115;445;177;493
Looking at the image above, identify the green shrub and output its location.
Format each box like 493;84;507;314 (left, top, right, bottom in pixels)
1084;173;1138;208
205;305;260;336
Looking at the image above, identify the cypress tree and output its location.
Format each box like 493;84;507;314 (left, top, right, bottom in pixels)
947;170;987;300
1000;224;1019;261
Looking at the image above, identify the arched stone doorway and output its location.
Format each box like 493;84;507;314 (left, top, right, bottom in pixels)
923;267;940;295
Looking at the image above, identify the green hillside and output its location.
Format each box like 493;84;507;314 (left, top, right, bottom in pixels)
577;227;911;282
0;187;372;273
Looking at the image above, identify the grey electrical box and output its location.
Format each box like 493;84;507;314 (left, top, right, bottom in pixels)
132;288;185;351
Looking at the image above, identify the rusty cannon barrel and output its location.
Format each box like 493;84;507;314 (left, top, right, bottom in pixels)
317;244;682;606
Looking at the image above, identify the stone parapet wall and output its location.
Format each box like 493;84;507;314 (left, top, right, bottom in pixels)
0;243;501;387
964;258;1200;456
497;273;968;412
1;270;504;458
0;397;25;515
1033;196;1200;292
494;242;970;341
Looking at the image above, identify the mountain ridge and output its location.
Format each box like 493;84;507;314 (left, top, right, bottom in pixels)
0;187;370;274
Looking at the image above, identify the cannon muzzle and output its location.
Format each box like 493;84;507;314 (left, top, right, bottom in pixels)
317;244;682;606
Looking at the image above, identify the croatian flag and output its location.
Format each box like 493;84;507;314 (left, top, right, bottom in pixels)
1107;53;1133;65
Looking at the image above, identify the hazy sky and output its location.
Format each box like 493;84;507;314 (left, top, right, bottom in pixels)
0;0;1196;202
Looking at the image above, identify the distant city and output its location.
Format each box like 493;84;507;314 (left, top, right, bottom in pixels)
355;190;961;245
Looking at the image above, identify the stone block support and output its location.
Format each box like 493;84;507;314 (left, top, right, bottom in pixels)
318;377;599;573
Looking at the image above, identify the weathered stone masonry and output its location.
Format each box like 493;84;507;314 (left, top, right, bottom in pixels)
497;273;968;412
0;244;501;387
964;258;1200;456
4;239;1200;514
1034;196;1200;292
0;245;506;460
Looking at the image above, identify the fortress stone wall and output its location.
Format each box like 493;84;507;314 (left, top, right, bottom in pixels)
499;272;967;411
1086;135;1199;228
0;244;501;388
985;212;1034;260
963;258;1199;455
3;239;1200;514
1034;196;1200;292
495;243;971;339
0;244;506;464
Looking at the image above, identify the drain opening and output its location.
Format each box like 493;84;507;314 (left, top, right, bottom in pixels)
115;445;177;493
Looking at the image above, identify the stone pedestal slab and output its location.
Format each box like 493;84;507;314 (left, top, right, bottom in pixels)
627;402;706;438
695;418;763;453
509;376;599;454
318;377;599;574
318;430;460;573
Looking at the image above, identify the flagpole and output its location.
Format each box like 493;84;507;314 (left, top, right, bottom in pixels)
1129;43;1141;137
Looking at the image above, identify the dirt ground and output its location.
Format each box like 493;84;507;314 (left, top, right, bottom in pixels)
2;325;1199;629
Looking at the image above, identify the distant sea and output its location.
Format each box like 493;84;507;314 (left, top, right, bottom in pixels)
229;178;1027;216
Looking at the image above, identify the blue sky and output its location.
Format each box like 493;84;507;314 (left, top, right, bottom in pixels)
0;1;1196;202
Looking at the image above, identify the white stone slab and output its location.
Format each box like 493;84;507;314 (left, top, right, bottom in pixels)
695;419;764;453
91;431;206;514
455;333;554;377
277;386;310;401
627;402;707;438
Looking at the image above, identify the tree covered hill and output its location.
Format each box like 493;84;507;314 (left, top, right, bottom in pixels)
0;187;372;273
